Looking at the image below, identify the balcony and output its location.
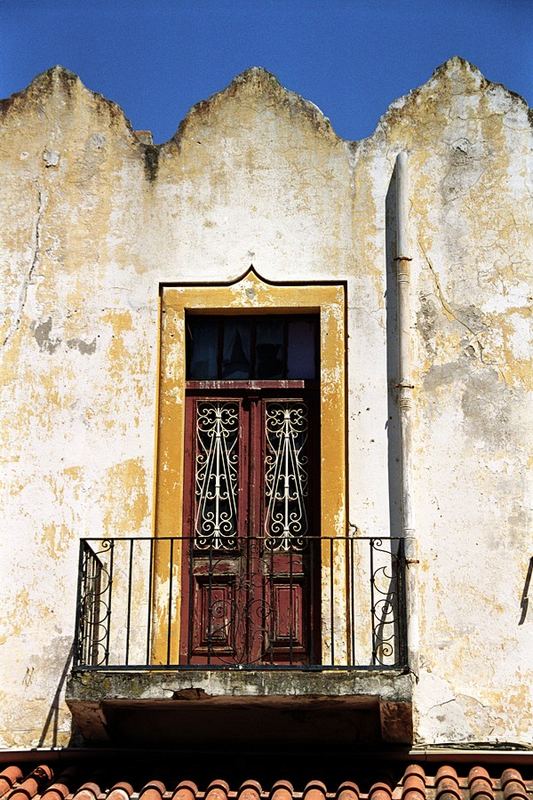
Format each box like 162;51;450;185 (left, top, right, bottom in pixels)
66;536;413;747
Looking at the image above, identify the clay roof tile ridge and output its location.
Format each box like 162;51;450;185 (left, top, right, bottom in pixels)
40;782;70;800
401;765;427;800
138;781;166;800
170;781;198;800
500;770;527;800
468;767;494;800
270;781;294;800
403;769;426;782
0;769;24;800
335;782;359;800
71;782;101;800
435;767;461;800
205;780;230;800
368;782;393;800
237;781;263;800
105;782;134;800
7;766;54;800
303;780;328;800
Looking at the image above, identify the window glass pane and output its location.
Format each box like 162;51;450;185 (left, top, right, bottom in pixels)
287;320;316;379
187;317;219;379
222;319;252;379
255;318;285;379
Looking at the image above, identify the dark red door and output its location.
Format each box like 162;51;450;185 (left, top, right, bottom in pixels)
180;387;319;665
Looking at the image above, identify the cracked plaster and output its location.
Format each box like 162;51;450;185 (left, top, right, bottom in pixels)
0;57;531;749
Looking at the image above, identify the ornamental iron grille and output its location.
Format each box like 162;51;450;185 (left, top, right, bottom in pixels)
264;402;309;551
74;539;113;667
194;402;239;550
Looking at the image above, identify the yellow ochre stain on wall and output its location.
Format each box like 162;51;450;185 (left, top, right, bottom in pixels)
102;457;149;534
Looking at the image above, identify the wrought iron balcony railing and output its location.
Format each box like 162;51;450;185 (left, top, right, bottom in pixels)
73;536;407;671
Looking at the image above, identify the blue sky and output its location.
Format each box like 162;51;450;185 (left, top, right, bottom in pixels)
1;0;531;143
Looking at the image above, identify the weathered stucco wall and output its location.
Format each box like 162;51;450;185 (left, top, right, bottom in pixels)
0;58;531;749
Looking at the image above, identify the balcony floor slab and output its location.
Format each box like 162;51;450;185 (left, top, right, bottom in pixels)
66;668;413;747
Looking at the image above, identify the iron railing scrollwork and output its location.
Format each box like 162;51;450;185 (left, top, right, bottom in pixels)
72;535;408;671
73;539;113;668
369;537;407;666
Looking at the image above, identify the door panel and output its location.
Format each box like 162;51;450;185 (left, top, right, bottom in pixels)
181;389;318;665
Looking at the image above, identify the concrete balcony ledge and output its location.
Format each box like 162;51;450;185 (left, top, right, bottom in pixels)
68;666;412;702
66;668;413;747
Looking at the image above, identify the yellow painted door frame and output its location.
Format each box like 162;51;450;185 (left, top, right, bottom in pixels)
153;267;347;665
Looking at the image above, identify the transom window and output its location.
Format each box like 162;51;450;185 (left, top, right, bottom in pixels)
186;314;318;381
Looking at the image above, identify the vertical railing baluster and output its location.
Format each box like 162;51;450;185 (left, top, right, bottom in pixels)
125;538;134;665
370;538;376;665
146;537;153;665
269;541;274;663
91;551;99;665
187;537;194;664
207;544;213;665
309;537;315;665
241;536;247;663
85;546;92;665
86;552;92;664
289;548;293;665
104;540;114;667
167;538;174;665
330;537;334;667
398;538;408;667
73;541;85;668
350;536;355;667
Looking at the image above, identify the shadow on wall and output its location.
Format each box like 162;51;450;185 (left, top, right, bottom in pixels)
385;162;402;541
37;642;74;747
519;557;532;625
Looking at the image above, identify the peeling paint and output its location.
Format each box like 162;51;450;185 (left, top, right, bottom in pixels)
66;337;97;354
0;58;531;749
32;317;61;353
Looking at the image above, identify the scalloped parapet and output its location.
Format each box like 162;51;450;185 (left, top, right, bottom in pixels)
169;66;339;146
0;65;139;140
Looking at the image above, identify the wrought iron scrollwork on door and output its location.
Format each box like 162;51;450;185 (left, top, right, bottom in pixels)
264;401;309;551
194;402;239;550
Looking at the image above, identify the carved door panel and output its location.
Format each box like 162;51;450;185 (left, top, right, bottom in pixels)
180;390;318;665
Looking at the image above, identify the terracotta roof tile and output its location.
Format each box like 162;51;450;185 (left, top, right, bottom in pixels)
303;781;328;800
138;782;165;800
106;782;134;800
171;782;198;800
0;768;23;799
502;770;529;800
237;780;262;800
70;782;100;800
401;765;426;800
468;767;494;800
205;780;230;800
336;782;359;800
368;782;393;800
1;764;532;800
271;781;294;800
7;766;53;800
435;766;462;800
39;781;71;800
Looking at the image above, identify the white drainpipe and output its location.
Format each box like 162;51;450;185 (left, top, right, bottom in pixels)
395;152;419;673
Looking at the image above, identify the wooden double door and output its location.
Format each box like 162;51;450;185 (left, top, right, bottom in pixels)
180;385;319;665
